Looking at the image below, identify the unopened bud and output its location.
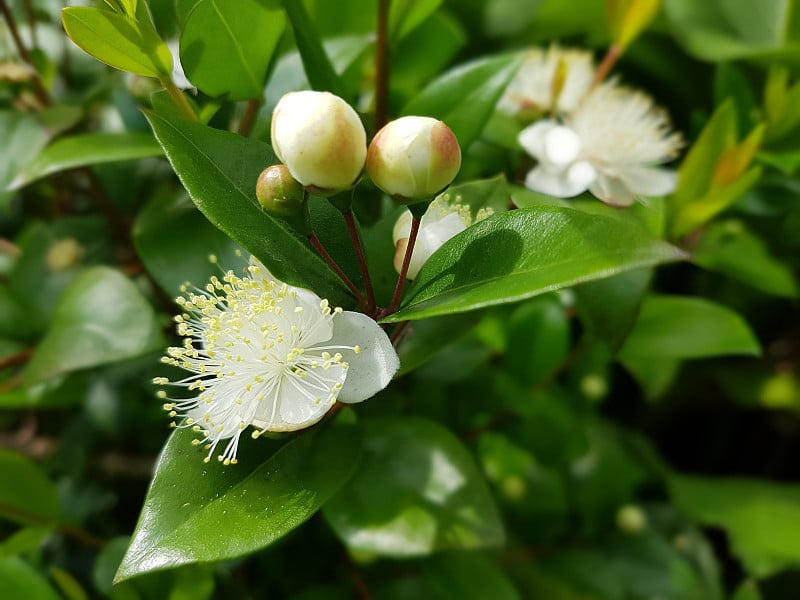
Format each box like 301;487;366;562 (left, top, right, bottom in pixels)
256;164;305;218
366;116;461;202
616;504;647;534
46;238;84;272
270;91;367;195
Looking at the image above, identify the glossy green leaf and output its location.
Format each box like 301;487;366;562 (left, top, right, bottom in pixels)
383;206;686;323
396;313;479;376
116;424;361;581
24;267;165;383
8;133;163;190
575;269;653;352
133;192;242;296
402;54;523;151
281;0;344;96
0;558;60;600
323;417;505;557
180;0;285;100
693;220;798;298
0;111;51;209
670;476;800;578
619;295;761;360
0;527;52;558
422;552;520;600
62;7;172;77
143;109;350;305
0;449;59;526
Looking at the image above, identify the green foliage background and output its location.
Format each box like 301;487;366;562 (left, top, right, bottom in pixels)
1;0;799;598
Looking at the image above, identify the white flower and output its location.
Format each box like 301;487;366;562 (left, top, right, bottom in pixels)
167;40;193;90
498;46;596;118
392;195;493;280
156;256;399;465
518;83;683;206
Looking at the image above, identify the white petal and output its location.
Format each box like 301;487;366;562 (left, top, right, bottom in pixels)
524;165;592;198
393;209;413;245
518;120;559;160
329;311;399;403
588;173;636;206
622;166;678;197
543;125;581;166
247;256;322;309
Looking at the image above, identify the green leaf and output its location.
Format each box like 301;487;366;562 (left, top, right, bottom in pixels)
383;206;685;323
402;54;522;151
671;100;737;215
281;0;345;96
693;220;798;298
0;111;51;210
0;449;59;527
133;192;242;296
180;0;286;100
422;552;520;600
506;295;570;386
62;7;171;77
619;295;761;360
143;108;350;305
8;133;163;190
731;580;762;600
390;0;443;42
323;417;505;557
24;267;165;383
670;475;800;578
116;424;362;582
0;558;60;600
574;269;653;353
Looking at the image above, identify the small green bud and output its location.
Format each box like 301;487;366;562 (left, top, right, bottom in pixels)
256;165;305;218
366;116;461;203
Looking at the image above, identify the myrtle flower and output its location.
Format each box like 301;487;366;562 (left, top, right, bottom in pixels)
156;256;399;464
393;195;493;280
498;46;596;118
518;83;683;206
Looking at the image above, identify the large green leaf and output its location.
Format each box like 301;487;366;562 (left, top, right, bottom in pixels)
382;206;685;323
116;423;362;582
506;295;570;386
670;476;800;578
402;54;522;151
62;7;172;77
619;295;761;360
180;0;285;100
0;449;59;527
323;417;505;557
24;267;165;383
8;133;163;190
143;109;350;305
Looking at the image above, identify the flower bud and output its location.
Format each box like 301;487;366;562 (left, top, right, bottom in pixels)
366;116;461;202
256;164;305;218
270;91;367;195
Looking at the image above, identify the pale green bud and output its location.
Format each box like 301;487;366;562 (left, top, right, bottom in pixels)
366;116;461;202
270;91;367;196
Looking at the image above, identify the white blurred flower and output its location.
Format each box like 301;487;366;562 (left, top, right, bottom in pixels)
498;46;596;118
156;256;399;465
518;83;683;206
393;195;493;279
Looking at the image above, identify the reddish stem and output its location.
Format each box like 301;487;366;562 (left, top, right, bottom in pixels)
591;43;622;89
308;233;368;307
343;210;376;313
382;214;420;317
